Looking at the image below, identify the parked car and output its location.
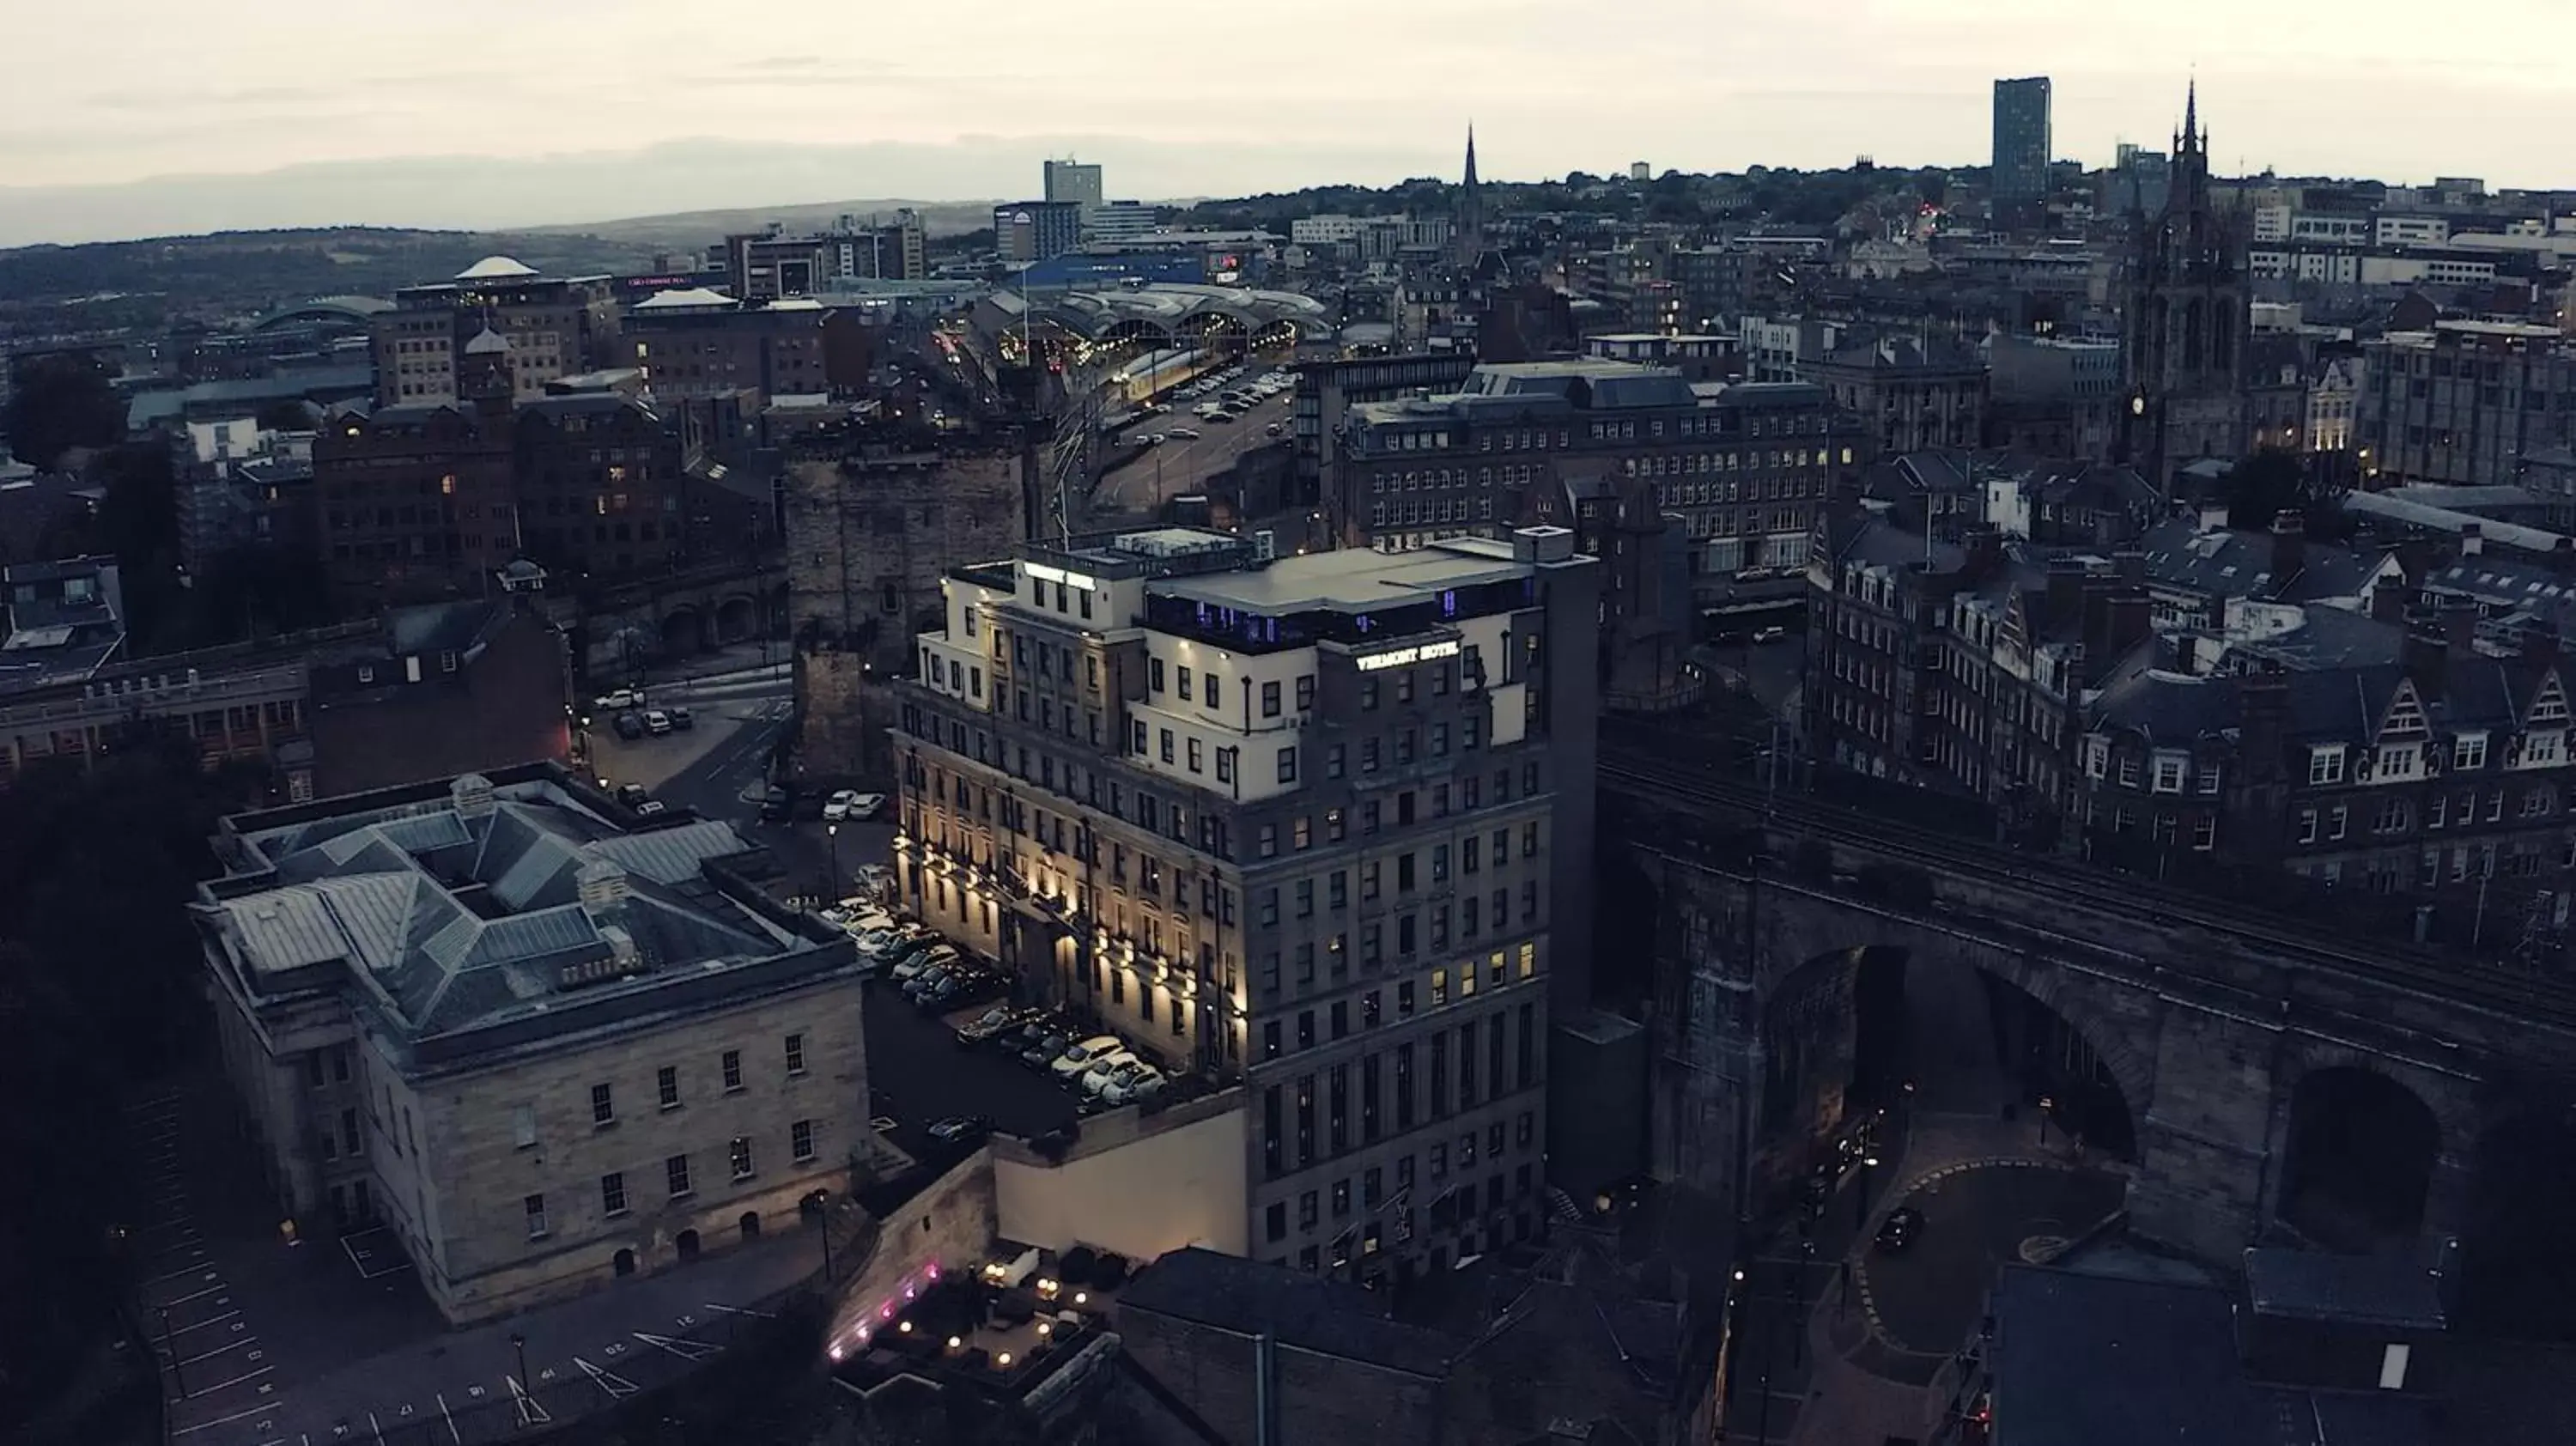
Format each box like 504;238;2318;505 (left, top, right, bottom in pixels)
633;799;667;818
1051;1035;1123;1079
954;1006;1029;1045
927;1115;993;1145
616;784;651;810
665;705;695;731
1874;1205;1924;1254
845;793;885;820
1752;626;1789;645
890;951;937;982
902;966;955;1002
643;709;673;736
1018;1030;1073;1069
823;789;863;822
1098;1063;1165;1104
1167;427;1202;440
614;712;647;741
593;688;643;711
1078;1049;1144;1095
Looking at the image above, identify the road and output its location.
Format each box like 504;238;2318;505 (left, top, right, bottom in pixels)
1093;383;1295;516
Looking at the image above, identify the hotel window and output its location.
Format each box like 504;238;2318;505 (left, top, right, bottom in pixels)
524;1194;549;1238
657;1066;680;1109
785;1032;805;1075
591;1083;615;1126
730;1136;756;1180
793;1120;817;1163
722;1049;744;1091
601;1171;629;1217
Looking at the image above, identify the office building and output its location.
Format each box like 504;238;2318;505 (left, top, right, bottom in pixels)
624;289;834;405
1293;351;1482;521
195;764;870;1324
316;331;519;604
996;202;1085;264
2356;320;2576;489
1334;360;1839;601
1991;76;2054;210
511;392;689;580
370;258;619;407
1043;159;1104;212
890;526;1601;1279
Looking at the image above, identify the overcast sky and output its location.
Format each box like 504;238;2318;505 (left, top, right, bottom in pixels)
8;0;2575;246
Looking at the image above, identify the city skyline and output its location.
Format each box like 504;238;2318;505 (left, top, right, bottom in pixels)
10;0;2576;246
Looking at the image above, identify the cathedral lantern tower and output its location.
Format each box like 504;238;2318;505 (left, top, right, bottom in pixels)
2123;82;2246;488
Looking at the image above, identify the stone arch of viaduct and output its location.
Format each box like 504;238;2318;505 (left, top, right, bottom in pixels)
1631;838;2502;1265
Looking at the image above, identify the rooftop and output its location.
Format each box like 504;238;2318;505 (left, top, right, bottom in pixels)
199;770;849;1060
1148;534;1538;615
1118;1248;1456;1378
456;255;541;282
1989;1264;2264;1446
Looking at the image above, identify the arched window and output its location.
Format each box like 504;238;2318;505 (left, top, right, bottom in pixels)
2183;298;2207;373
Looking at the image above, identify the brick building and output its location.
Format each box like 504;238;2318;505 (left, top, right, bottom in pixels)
196;764;870;1323
314;331;517;605
624;290;836;406
890;528;1601;1281
370;256;619;407
511;392;689;581
2082;635;2576;929
307;598;569;797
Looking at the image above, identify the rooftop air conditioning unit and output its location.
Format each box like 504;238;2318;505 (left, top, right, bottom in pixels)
1253;530;1277;562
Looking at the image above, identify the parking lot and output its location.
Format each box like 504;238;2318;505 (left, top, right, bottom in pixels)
128;1081;854;1446
860;975;1083;1161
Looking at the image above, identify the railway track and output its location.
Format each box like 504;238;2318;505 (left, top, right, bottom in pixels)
1600;751;2576;1034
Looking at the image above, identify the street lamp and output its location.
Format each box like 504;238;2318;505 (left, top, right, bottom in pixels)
2038;1095;2056;1148
810;1189;835;1280
509;1330;528;1389
826;823;841;894
1854;1154;1881;1230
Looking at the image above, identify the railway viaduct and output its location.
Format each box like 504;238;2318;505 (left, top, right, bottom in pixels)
1601;750;2576;1273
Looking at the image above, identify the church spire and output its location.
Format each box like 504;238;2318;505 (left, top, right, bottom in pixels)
2184;76;2198;149
1455;124;1486;265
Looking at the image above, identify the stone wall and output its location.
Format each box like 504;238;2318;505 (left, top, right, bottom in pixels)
823;1149;999;1351
993;1092;1249;1261
782;446;1025;671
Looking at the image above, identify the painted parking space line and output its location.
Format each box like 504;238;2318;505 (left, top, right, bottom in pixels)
164;1310;241;1336
161;1284;229;1307
182;1364;272;1399
173;1402;277;1435
632;1332;718;1361
176;1336;258;1367
698;1301;774;1319
142;1263;219;1286
574;1357;638;1398
368;1410;384;1442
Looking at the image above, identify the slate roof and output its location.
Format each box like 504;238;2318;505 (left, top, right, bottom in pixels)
2243;1248;2447;1331
2093;653;2567;750
1117;1248;1457;1378
2136;518;2385;604
203;777;799;1041
1988;1265;2266;1446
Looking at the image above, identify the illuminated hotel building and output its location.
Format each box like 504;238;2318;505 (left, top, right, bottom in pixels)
890;526;1601;1279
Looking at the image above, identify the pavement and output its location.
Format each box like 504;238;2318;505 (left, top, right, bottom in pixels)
584;665;794;796
125;1080;850;1446
1093;383;1294;516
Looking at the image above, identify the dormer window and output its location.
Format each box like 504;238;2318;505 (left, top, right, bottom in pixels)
2152;751;2186;793
2117;754;2142;789
2309;744;2347;786
2524;731;2566;768
2455;733;2488;771
2373;743;2420;780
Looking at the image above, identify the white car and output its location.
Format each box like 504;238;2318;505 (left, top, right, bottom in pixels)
823;789;884;822
1050;1035;1123;1079
1168;427;1202;440
593;687;643;712
1078;1049;1144;1095
1099;1064;1167;1104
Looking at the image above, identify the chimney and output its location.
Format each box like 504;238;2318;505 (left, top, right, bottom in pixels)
2369;580;2410;623
2403;631;2449;699
2196;500;2231;532
449;772;496;821
576;858;632;917
2045;558;2086;627
2461;523;2484;557
2269;510;2306;590
2440;601;2479;653
2239;671;2290;777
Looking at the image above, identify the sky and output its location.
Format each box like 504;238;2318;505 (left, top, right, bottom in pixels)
7;0;2576;246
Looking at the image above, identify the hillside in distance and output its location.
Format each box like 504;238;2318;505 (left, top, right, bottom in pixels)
0;227;659;338
531;198;998;252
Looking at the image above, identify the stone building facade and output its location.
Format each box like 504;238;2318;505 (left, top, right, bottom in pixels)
195;765;869;1322
889;528;1601;1282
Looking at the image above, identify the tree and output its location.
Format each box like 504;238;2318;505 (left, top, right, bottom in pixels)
5;351;124;469
2221;447;2318;531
